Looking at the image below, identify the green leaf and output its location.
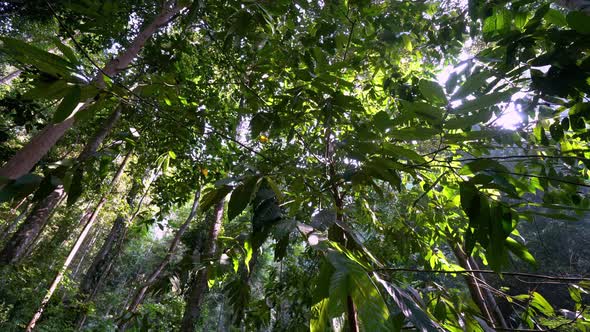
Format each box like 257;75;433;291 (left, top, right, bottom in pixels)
0;37;75;77
419;80;447;105
53;85;81;122
567;11;590;35
390;127;440;141
263;176;283;202
244;239;253;273
515;12;529;29
310;298;331;332
460;159;509;175
529;292;554;316
22;79;69;101
445;108;493;129
505;237;536;267
52;38;78;64
549;122;564;141
401;34;412;52
0;174;43;203
452;71;493;100
200;185;232;212
373;111;392;132
378;281;441;331
228;176;260;221
568;285;583;303
162;156;170;173
381;143;426;163
454;90;515;114
401;100;443;125
325;251;390;331
544;9;567;27
66;168;84;206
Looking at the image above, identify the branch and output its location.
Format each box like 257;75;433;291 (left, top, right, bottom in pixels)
455;154;590;163
376;267;590;282
431;163;590;188
411;171;448;207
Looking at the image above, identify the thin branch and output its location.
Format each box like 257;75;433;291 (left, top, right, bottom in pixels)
411;171;448;207
205;125;273;163
451;155;590;163
376;267;590;282
430;163;590;188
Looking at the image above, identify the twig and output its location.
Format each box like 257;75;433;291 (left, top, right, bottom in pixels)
376;267;590;282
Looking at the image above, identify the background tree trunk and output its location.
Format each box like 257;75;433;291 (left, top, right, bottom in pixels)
25;150;132;331
118;187;202;331
555;0;590;13
0;69;22;85
0;187;65;265
450;242;508;329
0;202;30;242
180;199;225;332
0;106;122;265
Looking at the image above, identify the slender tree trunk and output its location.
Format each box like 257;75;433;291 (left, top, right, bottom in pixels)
75;216;127;330
0;188;65;265
323;115;359;332
71;227;101;279
0;1;183;181
25;151;132;331
0;202;30;242
180;200;225;332
0;106;124;265
0;69;22;85
22;193;68;259
450;243;508;329
76;171;154;329
118;188;202;331
80;171;150;301
555;0;590;13
79;216;126;298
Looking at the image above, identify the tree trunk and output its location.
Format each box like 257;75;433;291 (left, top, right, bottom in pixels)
0;187;64;265
324;116;359;332
555;0;590;13
0;118;75;181
80;216;126;297
0;69;22;85
0;202;30;243
0;1;183;181
450;243;508;329
0;106;123;265
74;215;127;329
180;199;225;332
25;150;132;331
118;188;202;331
71;227;101;279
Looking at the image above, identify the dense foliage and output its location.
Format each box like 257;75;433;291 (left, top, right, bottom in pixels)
1;0;589;331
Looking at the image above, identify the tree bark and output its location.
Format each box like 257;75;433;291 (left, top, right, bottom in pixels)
555;0;590;13
0;106;123;265
76;169;155;329
0;202;30;243
0;69;23;85
180;199;225;332
0;187;64;265
25;150;132;331
118;187;202;331
0;1;183;181
450;243;508;329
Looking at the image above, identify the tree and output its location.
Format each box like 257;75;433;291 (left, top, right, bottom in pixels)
1;0;590;331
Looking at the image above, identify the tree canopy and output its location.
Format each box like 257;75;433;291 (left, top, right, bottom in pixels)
1;0;590;331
